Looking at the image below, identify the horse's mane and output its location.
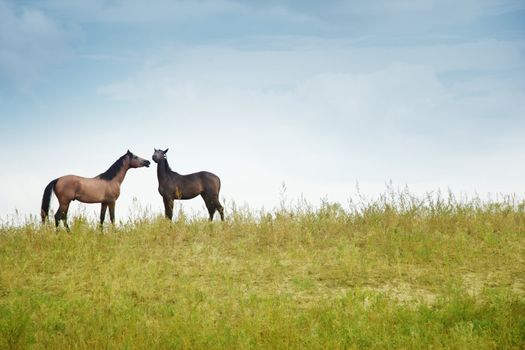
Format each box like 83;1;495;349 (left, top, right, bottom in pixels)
164;158;177;174
98;153;127;180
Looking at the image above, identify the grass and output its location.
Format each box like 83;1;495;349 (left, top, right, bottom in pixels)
0;190;524;349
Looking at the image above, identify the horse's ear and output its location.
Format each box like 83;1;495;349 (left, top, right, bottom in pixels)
163;148;169;154
127;149;131;154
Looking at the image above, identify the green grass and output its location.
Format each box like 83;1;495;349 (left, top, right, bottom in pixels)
1;191;524;349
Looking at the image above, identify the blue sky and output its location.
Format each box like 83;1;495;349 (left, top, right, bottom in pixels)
1;0;525;221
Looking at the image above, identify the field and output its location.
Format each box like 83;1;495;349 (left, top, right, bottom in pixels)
1;191;524;349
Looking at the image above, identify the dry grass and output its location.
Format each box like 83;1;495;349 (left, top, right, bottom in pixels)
1;191;524;349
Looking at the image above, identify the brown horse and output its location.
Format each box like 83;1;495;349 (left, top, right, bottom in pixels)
152;148;224;221
41;150;150;231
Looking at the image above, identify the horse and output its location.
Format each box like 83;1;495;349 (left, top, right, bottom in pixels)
152;148;224;221
41;150;150;231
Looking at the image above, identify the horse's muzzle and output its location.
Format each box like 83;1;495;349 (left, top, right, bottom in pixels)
144;160;151;167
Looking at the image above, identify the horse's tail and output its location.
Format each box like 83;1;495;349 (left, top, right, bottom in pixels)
41;178;58;223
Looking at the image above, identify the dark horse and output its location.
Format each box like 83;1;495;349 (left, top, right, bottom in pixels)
41;150;150;231
152;148;224;221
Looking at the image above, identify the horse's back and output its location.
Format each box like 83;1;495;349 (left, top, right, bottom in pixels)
177;171;220;198
198;170;219;180
196;171;221;192
55;175;112;203
55;175;83;190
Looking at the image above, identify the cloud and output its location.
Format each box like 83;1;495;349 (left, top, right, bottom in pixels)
2;1;524;219
0;0;72;90
98;0;243;23
38;0;525;24
94;37;525;208
97;39;525;132
333;0;525;16
219;0;525;43
39;0;244;23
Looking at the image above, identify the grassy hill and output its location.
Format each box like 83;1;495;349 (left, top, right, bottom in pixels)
1;192;524;349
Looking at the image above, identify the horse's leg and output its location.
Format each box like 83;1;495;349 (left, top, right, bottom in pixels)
208;193;224;221
163;196;174;220
63;207;71;233
100;203;108;229
202;194;216;221
214;197;224;222
54;201;70;232
207;203;216;221
54;209;61;229
108;202;116;225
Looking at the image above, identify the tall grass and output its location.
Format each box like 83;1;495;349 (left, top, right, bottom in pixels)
1;189;524;349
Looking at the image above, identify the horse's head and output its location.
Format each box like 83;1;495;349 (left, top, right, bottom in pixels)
152;148;169;163
126;150;151;168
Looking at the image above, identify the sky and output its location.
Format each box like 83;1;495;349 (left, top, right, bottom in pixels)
1;0;525;222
